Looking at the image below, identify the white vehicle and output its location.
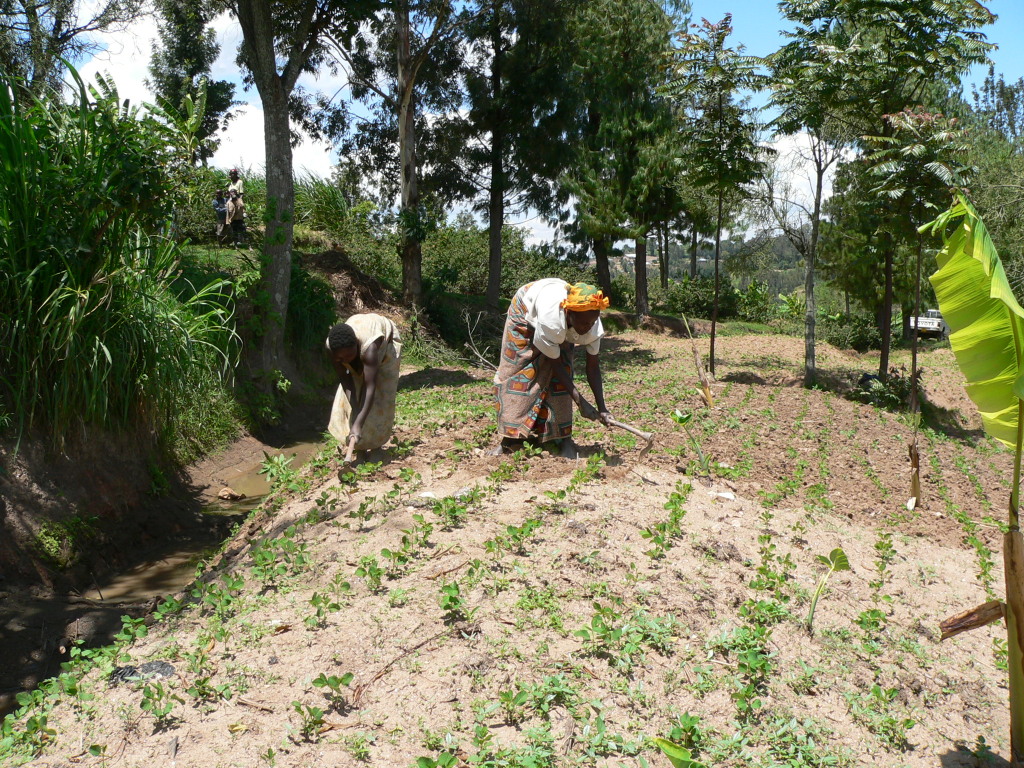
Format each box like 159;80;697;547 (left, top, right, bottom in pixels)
909;308;948;339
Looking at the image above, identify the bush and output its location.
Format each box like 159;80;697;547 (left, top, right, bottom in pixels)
656;276;739;320
610;274;635;312
738;280;776;323
819;313;882;352
0;69;237;448
850;367;916;411
287;262;337;353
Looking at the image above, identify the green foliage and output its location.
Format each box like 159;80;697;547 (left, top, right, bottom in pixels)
32;516;98;570
312;672;354;707
818;312;882;352
843;685;915;750
653;737;706;768
737;280;776;323
287;260;336;353
292;701;326;741
806;548;851;632
0;68;238;450
575;604;678;673
850;368;914;411
439;580;476;623
658;276;739;320
140;681;182;725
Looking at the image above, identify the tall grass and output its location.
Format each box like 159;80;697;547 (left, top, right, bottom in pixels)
0;70;238;452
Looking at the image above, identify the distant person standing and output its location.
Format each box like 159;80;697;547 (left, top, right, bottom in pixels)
212;189;228;244
227;168;244;199
226;190;246;247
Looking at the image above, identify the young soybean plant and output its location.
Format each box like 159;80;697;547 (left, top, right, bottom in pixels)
923;195;1024;763
805;547;850;634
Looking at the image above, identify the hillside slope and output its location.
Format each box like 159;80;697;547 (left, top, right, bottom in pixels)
2;331;1011;768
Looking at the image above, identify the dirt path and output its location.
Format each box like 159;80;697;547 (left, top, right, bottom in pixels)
4;331;1015;767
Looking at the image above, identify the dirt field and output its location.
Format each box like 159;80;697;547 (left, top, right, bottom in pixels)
3;330;1015;767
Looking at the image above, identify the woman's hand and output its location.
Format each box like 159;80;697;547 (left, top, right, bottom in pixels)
579;400;600;421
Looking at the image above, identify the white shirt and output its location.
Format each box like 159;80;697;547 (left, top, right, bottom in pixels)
522;278;604;359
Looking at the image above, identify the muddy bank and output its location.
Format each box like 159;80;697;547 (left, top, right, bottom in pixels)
0;416;327;717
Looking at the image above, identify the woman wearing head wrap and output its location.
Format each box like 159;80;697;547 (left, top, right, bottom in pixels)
492;279;613;459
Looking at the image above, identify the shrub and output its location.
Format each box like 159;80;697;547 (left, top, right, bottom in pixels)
819;313;882;352
738;280;776;323
0;69;237;447
657;275;739;320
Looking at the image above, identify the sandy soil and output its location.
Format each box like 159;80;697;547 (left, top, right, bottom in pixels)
6;330;1016;768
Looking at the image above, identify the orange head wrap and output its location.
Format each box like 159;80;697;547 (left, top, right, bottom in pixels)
561;282;610;312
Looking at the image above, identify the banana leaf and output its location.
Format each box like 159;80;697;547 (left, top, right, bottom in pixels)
923;194;1024;449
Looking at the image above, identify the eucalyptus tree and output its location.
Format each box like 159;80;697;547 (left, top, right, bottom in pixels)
459;0;584;308
764;18;853;386
230;0;375;374
566;0;682;320
0;0;142;99
969;68;1024;289
148;0;236;164
668;14;766;375
776;0;994;380
331;0;471;308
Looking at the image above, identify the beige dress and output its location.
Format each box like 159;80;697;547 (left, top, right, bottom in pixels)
327;314;402;451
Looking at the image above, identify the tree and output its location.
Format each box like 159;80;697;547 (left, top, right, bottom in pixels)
566;0;682;319
230;0;371;375
459;0;585;307
969;68;1024;290
669;14;766;375
148;0;236;164
764;25;852;386
0;0;142;98
776;0;994;380
333;0;469;308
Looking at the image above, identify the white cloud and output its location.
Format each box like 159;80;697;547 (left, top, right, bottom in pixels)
210;103;336;177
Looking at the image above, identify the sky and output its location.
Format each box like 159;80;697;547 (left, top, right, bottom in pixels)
77;0;1024;244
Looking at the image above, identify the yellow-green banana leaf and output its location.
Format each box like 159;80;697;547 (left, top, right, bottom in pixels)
925;194;1024;447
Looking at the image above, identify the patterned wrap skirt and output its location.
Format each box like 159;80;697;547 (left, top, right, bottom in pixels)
493;283;573;442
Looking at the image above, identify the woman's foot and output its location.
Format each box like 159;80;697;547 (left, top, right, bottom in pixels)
489;438;524;456
559;438;579;460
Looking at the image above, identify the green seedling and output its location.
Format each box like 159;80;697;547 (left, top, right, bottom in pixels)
292;701;326;741
415;753;458;768
671;410;712;476
439;580;476;623
653;737;706;768
313;672;354;708
806;547;850;633
186;676;232;702
305;592;342;629
355;555;385;592
140;681;182;725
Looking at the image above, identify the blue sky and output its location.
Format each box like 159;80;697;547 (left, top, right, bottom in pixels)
688;0;1024;90
79;1;1021;242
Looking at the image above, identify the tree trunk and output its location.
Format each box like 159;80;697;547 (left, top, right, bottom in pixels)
484;9;504;309
594;236;612;296
259;91;295;372
689;226;698;278
660;222;670;290
710;188;723;377
235;0;298;376
878;242;894;382
635;232;649;320
804;164;824;388
397;3;422;308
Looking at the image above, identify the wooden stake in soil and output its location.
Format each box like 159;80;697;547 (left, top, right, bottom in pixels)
1005;529;1024;765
